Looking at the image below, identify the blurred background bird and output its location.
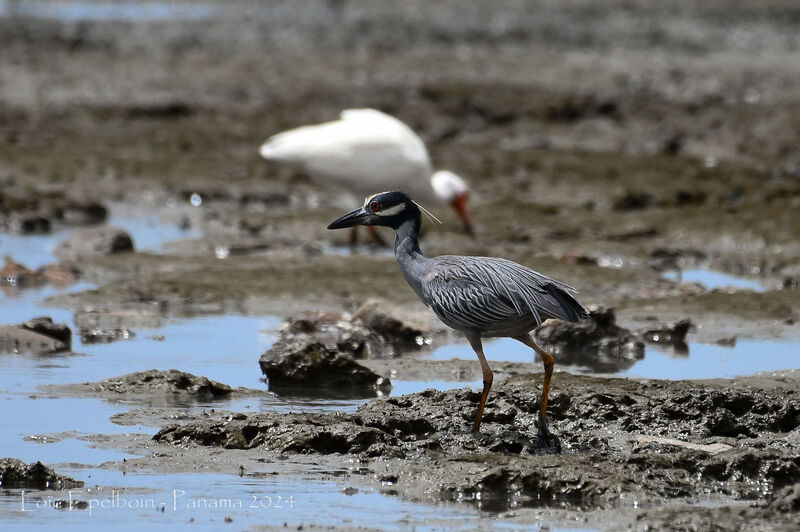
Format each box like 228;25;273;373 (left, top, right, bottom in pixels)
259;109;473;244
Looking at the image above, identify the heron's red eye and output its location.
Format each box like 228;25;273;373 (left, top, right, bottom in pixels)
370;201;382;212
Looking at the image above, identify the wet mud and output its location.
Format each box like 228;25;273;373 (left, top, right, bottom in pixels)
2;0;800;529
146;370;800;527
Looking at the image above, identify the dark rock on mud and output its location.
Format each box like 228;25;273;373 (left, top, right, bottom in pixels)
79;326;135;344
639;318;692;351
257;303;430;394
351;298;432;351
259;340;391;397
0;458;83;490
53;201;108;226
54;226;134;261
5;212;51;234
279;311;389;359
534;306;645;372
21;317;72;350
69;369;234;400
279;302;431;360
0;317;71;354
153;372;800;516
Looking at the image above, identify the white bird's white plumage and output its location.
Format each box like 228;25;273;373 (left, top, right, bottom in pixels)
259;109;466;206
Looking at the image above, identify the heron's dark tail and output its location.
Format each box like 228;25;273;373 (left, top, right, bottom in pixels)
549;286;589;323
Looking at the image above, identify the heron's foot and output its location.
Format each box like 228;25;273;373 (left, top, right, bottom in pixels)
535;413;561;452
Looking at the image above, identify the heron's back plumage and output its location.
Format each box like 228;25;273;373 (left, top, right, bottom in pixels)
420;255;587;337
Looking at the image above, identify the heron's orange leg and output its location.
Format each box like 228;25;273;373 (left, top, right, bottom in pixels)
466;333;492;432
514;334;555;419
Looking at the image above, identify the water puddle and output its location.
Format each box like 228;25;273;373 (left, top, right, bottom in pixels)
1;468;561;531
0;0;220;22
662;268;768;292
428;336;800;380
0;206;201;269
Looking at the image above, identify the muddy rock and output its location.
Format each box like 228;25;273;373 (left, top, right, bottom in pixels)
534;306;645;372
0;317;71;354
73;369;233;399
280;311;389;359
53;201;108;226
54;226;134;261
79;327;135;344
21;317;72;350
279;304;431;359
639;318;692;351
5;211;51;234
0;458;84;490
351;298;432;351
259;340;391;396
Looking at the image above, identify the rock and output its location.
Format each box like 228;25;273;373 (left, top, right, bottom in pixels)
54;226;134;261
639;319;692;350
53;201;108;225
0;317;72;354
6;212;51;234
280;311;388;359
613;191;653;211
768;482;800;512
79;369;233;399
0;458;84;489
21;317;72;350
259;340;391;396
351;298;432;350
533;306;645;372
79;327;135;344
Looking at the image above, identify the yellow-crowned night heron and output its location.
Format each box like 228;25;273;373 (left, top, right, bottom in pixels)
328;191;587;440
260;109;473;243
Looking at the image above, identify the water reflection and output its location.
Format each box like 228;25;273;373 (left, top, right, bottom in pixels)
429;336;800;379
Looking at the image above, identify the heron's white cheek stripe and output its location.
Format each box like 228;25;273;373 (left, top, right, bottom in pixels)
375;203;406;216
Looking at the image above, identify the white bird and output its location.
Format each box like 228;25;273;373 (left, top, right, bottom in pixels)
259;109;473;241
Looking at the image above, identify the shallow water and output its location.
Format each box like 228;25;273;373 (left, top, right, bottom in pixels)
0;209;202;269
428;336;800;380
2;468;552;531
662;268;768;292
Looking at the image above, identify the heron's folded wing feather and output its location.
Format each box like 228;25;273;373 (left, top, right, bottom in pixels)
422;257;586;329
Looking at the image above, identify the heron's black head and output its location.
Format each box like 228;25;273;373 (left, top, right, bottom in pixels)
327;191;420;231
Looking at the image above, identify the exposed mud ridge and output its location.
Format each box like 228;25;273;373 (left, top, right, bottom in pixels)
0;458;83;490
153;372;800;513
54;369;246;401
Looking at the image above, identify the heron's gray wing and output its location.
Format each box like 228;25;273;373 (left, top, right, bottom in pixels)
422;256;586;331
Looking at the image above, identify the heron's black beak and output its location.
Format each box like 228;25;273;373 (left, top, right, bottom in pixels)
327;207;371;230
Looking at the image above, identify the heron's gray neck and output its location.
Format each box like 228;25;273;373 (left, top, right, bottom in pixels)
394;218;427;300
